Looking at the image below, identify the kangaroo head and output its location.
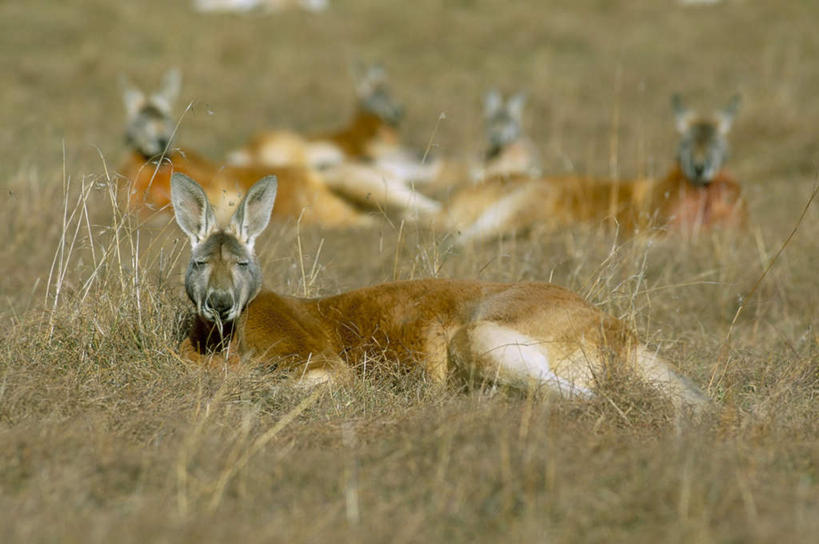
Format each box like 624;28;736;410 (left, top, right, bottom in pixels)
483;89;526;158
121;68;181;157
354;63;404;126
672;94;740;186
171;172;277;329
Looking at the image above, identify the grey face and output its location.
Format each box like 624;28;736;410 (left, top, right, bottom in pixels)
361;85;404;126
676;121;727;186
185;232;262;325
125;103;174;157
121;69;181;157
171;172;278;331
483;91;525;158
486;107;521;156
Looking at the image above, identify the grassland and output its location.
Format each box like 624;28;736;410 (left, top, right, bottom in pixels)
1;0;817;542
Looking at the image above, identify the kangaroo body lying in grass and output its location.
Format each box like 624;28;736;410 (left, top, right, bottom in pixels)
442;94;747;243
172;172;706;410
226;64;442;218
118;69;374;226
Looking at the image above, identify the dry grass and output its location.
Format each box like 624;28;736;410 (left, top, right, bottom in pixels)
1;0;818;542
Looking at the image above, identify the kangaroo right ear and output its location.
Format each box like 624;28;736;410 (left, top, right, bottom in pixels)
507;92;527;122
671;93;693;134
484;89;503;118
171;173;217;247
120;75;145;117
229;176;278;250
152;68;182;113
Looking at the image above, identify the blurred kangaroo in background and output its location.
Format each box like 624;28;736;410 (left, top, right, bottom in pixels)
172;172;706;411
227;63;442;218
117;69;373;227
440;94;747;244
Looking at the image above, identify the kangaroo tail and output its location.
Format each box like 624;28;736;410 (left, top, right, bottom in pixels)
634;344;709;411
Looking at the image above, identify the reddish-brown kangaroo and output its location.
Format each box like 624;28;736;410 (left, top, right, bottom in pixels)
173;172;706;410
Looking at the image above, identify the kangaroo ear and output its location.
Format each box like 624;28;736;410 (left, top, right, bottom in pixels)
507;92;527;122
671;93;693;134
171;173;216;247
152;68;182;113
120;74;145;117
717;94;741;135
484;89;503;118
229;176;278;250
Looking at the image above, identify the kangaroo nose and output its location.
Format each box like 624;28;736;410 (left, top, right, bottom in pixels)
205;291;234;319
693;164;705;178
157;137;170;152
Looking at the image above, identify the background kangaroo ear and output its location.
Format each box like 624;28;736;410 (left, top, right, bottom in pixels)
671;93;693;134
507;92;527;122
717;94;741;135
120;74;145;117
151;68;182;113
171;173;216;247
229;176;278;250
354;63;386;99
484;89;502;118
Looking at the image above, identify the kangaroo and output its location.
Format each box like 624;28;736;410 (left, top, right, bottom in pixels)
225;64;441;219
441;94;746;243
117;69;373;227
173;172;706;410
479;89;541;179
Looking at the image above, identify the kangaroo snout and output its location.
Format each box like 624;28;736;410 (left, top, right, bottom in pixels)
204;290;234;321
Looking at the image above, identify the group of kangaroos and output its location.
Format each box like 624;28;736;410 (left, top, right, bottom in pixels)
119;66;749;413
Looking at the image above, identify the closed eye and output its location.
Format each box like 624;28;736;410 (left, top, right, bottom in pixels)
193;260;207;267
237;261;249;267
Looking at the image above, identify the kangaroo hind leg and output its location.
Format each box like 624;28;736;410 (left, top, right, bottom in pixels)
448;321;593;398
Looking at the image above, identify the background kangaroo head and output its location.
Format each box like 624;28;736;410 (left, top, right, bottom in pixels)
171;173;278;328
672;93;740;186
121;68;181;157
483;89;526;158
354;63;405;126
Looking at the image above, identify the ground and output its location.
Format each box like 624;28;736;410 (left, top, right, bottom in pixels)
1;1;817;542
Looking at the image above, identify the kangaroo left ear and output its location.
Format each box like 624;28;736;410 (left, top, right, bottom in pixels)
717;94;741;135
171;173;217;247
120;74;145;118
229;176;278;250
484;89;503;118
671;93;693;134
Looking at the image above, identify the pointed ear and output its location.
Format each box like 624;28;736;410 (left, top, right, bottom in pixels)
717;94;741;135
484;89;502;118
671;93;692;134
120;74;145;117
171;173;216;247
355;63;385;99
229;176;278;250
507;92;527;121
152;68;182;113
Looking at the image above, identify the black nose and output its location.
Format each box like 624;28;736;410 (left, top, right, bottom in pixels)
157;138;170;152
205;291;233;319
693;164;705;177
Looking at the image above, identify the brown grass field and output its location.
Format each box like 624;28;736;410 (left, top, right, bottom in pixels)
1;0;818;542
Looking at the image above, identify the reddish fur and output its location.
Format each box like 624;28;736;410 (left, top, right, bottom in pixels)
442;162;747;238
180;278;634;379
118;149;373;227
311;109;399;159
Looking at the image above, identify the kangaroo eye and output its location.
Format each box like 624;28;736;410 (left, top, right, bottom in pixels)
193;260;207;267
237;261;249;267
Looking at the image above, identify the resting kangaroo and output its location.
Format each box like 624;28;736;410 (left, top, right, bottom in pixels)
118;69;373;227
442;94;747;243
173;172;706;409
